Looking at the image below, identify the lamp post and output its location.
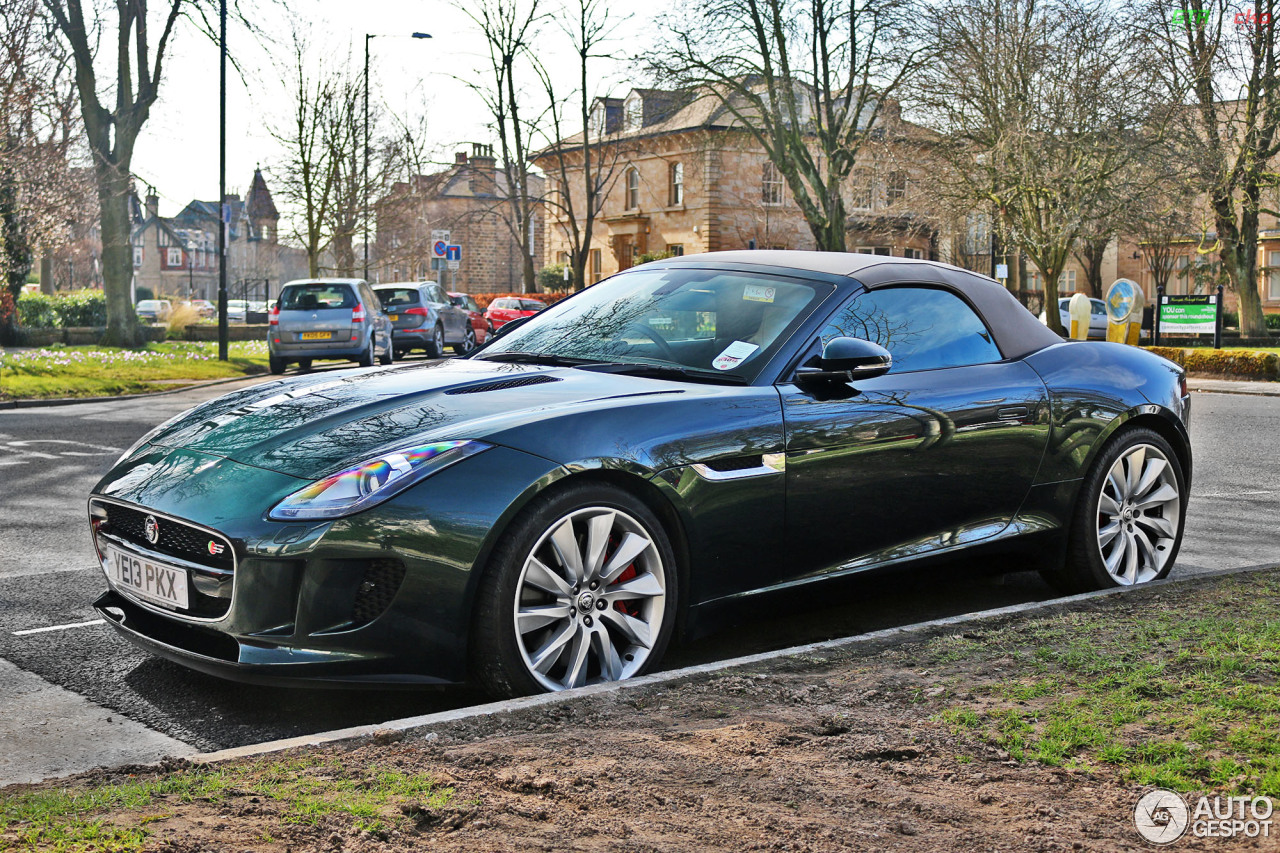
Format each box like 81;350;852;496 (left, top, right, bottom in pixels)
217;0;228;360
364;32;431;282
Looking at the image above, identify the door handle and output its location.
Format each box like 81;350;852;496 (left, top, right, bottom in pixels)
996;406;1029;421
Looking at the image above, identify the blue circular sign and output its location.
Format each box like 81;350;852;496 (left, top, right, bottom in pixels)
1105;278;1140;323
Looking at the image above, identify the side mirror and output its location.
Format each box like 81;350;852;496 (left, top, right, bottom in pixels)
795;336;892;384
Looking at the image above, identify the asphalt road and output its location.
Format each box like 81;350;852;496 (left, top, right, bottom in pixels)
1;376;1277;777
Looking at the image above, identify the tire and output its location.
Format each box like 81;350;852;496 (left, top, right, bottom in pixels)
358;336;375;367
453;326;477;355
1042;426;1186;594
470;482;678;699
425;324;445;359
297;359;312;372
268;355;286;375
378;337;394;366
393;348;407;360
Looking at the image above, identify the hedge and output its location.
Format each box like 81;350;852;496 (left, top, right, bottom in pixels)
1144;346;1280;380
472;291;572;311
1221;311;1280;330
16;290;108;328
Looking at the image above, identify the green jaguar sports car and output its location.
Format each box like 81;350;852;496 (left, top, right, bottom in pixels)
89;251;1191;697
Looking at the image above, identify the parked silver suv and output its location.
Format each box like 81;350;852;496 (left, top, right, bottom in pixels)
268;278;393;374
372;281;474;358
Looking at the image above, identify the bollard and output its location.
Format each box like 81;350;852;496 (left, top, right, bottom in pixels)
1068;292;1092;340
1105;279;1144;345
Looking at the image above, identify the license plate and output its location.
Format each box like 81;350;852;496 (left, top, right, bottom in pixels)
300;331;331;340
104;544;189;610
388;314;398;322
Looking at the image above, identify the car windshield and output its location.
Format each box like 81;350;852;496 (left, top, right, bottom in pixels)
137;301;160;310
279;284;356;310
376;288;421;307
478;267;832;382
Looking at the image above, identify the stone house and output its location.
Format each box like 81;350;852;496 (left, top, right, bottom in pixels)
373;144;544;294
531;87;938;284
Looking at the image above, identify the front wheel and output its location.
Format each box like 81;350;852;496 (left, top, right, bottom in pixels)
470;483;678;698
1044;427;1186;594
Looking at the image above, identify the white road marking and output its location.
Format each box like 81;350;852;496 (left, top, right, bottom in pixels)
13;619;106;637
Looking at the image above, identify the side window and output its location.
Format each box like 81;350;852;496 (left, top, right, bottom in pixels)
817;286;1001;373
361;284;381;311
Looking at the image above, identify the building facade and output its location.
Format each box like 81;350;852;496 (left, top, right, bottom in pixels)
373;144;544;294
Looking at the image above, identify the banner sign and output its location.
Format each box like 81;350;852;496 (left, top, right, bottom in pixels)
1159;294;1218;335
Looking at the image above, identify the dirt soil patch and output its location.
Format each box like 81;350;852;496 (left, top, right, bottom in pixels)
4;569;1279;852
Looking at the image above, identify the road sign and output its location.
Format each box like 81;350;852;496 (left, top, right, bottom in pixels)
447;260;460;271
1159;294;1218;335
995;263;1008;279
445;245;461;262
432;241;448;259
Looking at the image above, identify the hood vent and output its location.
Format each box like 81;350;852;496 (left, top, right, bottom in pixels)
445;375;563;395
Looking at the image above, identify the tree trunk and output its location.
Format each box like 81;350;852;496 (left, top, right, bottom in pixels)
94;163;139;347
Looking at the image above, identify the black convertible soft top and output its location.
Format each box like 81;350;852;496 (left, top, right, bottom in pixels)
667;250;1063;361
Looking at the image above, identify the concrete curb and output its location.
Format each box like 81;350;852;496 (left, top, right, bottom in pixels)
0;373;271;410
1187;378;1280;397
193;561;1279;766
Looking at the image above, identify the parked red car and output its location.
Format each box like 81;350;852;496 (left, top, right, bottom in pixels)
447;291;490;346
484;296;547;331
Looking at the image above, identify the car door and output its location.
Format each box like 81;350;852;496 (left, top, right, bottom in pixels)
423;284;457;340
358;282;389;350
779;285;1049;582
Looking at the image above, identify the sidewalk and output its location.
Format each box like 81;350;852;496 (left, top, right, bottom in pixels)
1187;376;1280;396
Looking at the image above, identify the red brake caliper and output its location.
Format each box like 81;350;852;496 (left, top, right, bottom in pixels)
606;535;641;617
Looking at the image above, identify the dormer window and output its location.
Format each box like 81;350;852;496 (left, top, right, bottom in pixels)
590;102;606;137
624;94;643;131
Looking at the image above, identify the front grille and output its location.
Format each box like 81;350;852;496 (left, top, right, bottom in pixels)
445;375;561;394
351;559;407;625
94;501;234;573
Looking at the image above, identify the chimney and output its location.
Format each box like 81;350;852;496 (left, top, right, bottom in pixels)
468;142;497;196
145;193;159;219
455;151;469;165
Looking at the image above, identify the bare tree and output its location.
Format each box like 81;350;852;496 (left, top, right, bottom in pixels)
458;0;544;292
1138;0;1278;336
532;0;629;291
916;0;1158;334
651;0;929;252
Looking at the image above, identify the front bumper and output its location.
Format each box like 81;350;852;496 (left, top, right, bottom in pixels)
89;444;565;687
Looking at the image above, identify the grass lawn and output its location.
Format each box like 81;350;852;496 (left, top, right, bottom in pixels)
0;342;270;401
932;571;1280;796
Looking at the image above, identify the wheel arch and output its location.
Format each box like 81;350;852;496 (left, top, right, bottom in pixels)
1087;406;1192;488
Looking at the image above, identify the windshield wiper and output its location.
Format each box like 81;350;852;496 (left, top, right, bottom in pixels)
578;362;748;385
477;352;604;367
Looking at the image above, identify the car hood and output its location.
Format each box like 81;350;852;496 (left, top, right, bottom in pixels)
141;359;703;478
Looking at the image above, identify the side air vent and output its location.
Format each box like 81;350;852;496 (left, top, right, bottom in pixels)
445;375;562;395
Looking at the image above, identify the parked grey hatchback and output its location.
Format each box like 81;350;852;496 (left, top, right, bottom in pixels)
372;281;474;358
268;278;393;374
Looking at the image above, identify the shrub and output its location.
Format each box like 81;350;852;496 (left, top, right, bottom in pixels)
16;292;59;328
472;291;572;311
1268;313;1280;330
1144;346;1280;380
1222;311;1238;328
538;264;571;293
15;290;108;328
165;303;201;338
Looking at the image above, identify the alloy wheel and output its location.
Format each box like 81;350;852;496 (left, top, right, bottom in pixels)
512;506;667;691
1095;443;1181;585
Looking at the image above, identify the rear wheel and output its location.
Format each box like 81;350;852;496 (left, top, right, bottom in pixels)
453;326;477;355
425;324;445;359
378;337;394;366
358;337;375;367
470;483;677;698
1043;427;1186;594
268;355;286;375
297;359;312;372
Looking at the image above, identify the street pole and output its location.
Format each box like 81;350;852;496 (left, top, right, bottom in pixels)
364;34;372;283
217;0;228;360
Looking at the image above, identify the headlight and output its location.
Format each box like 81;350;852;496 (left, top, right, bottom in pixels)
268;440;491;520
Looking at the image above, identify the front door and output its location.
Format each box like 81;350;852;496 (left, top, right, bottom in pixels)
779;285;1050;582
615;235;635;271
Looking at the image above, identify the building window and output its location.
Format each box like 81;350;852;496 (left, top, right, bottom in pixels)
668;244;684;257
1173;256;1190;294
851;169;873;210
590;248;603;284
1058;270;1077;292
762;161;783;206
1027;271;1042;291
1269;251;1280;300
668;162;684;206
557;251;570;265
902;248;924;260
625;167;639;210
886;171;908;206
624;95;643;131
167;247;184;267
133;247;143;268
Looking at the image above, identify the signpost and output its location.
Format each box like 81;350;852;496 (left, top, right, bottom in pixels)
430;230;450;276
1154;285;1223;348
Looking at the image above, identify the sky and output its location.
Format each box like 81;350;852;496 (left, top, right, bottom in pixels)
129;0;656;222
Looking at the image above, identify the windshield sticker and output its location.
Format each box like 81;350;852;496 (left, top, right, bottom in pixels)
712;340;759;371
743;284;776;303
